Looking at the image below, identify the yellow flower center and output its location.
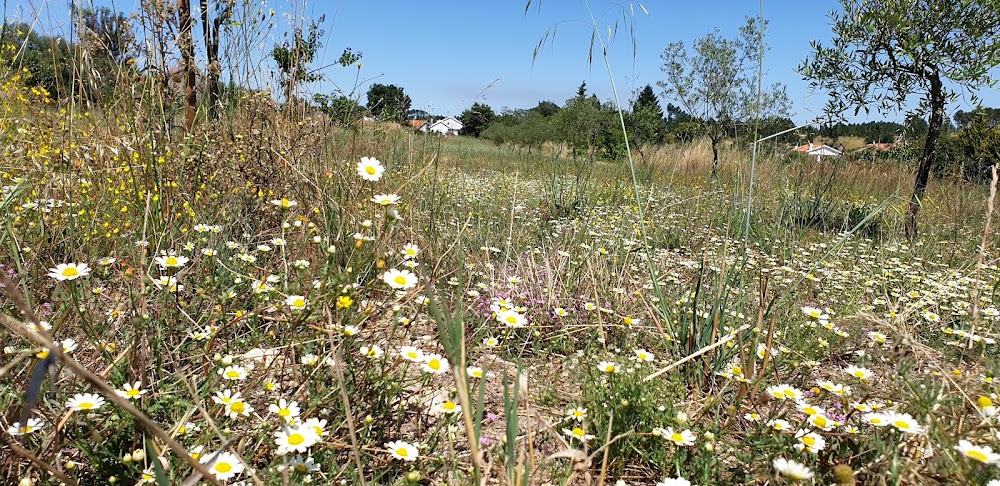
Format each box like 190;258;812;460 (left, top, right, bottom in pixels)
165;257;178;265
62;267;79;277
505;316;517;324
215;462;232;473
967;450;989;462
126;389;141;397
396;447;409;457
893;420;910;429
731;366;742;375
428;359;441;370
226;370;240;378
230;402;245;413
292;298;305;308
670;433;684;443
813;416;828;427
573;427;585;437
394;275;408;286
278;409;290;417
802;436;816;446
443;401;456;411
287;433;304;445
365;166;377;175
78;402;94;409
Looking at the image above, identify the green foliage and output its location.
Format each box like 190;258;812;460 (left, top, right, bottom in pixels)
955;107;1000;129
314;93;365;126
581;368;681;476
934;107;1000;183
0;19;134;103
799;0;1000;237
821;120;905;143
800;0;1000;119
366;83;412;124
627;85;667;150
632;85;663;119
482;107;557;151
531;100;560;117
272;19;325;101
76;6;135;64
659;16;790;175
458;102;495;137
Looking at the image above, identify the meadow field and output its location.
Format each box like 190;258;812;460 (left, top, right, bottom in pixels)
1;60;1000;486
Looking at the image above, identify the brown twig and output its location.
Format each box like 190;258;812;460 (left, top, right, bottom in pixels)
0;431;79;486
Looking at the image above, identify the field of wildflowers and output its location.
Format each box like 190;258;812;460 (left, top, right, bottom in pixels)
1;48;1000;486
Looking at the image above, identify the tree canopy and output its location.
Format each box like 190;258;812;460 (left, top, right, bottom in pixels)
458;103;496;137
272;19;324;102
659;16;790;178
799;0;1000;239
366;83;412;124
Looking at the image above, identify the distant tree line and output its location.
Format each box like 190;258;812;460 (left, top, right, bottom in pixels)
454;81;796;164
933;107;1000;183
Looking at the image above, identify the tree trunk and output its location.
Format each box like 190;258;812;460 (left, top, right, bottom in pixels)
905;72;945;241
178;0;197;131
710;134;720;179
199;0;222;119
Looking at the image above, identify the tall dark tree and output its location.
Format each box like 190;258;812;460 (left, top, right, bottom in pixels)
632;85;663;119
459;103;496;137
531;100;561;117
366;84;412;123
799;0;1000;240
664;103;692;122
628;85;666;153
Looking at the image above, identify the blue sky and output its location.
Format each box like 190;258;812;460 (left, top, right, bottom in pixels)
10;0;999;124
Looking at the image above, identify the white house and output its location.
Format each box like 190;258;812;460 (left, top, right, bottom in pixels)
793;143;842;161
420;116;463;136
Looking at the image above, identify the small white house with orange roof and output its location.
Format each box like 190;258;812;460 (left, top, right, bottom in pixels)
792;143;842;160
420;117;463;136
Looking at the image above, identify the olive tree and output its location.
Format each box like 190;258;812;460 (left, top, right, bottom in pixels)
659;16;790;179
799;0;1000;240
